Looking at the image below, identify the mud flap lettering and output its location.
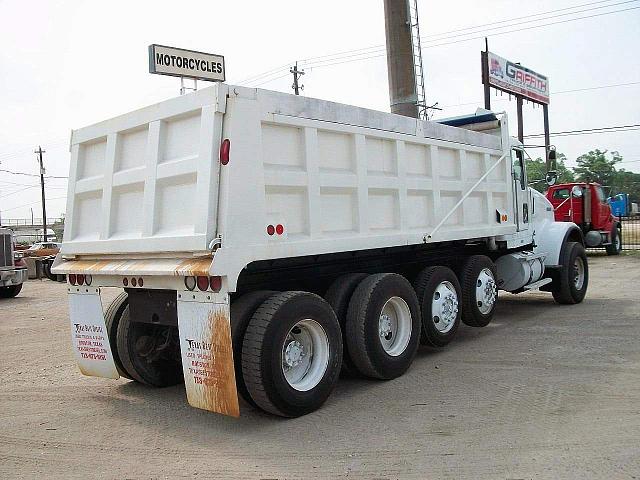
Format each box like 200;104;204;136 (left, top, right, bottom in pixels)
177;294;240;417
68;289;119;379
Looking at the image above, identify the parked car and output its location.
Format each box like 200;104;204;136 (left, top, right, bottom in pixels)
24;242;61;257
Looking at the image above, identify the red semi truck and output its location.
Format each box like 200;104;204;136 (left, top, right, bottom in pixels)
546;183;622;255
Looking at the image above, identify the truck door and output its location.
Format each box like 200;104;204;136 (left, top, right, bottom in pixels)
512;149;530;232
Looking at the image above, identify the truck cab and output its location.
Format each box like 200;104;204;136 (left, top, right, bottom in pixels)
546;182;621;254
0;228;28;298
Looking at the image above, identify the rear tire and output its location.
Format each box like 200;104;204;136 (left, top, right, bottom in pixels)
345;274;421;380
230;290;277;407
104;292;133;380
324;273;367;376
242;291;342;417
116;306;183;387
606;227;622;255
414;266;461;347
0;284;22;298
459;255;498;328
552;242;588;305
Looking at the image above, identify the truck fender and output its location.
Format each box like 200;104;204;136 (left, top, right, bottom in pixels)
534;220;583;267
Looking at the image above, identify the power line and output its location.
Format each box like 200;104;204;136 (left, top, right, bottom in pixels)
441;81;640;109
525;123;640;138
301;5;640;70
296;0;635;67
1;195;67;213
237;0;638;86
0;185;40;199
0;168;68;179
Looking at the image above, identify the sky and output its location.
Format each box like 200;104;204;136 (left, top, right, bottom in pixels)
1;0;639;221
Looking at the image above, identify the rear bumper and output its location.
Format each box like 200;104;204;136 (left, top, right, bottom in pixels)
0;268;28;286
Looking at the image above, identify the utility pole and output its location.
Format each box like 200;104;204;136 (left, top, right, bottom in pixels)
290;62;304;95
35;146;47;242
383;0;419;118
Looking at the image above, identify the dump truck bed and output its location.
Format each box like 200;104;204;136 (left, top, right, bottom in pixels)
61;84;516;268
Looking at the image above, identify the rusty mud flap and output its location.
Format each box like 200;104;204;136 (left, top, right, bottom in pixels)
176;291;240;418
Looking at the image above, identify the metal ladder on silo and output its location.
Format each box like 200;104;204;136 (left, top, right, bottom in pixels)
407;0;428;119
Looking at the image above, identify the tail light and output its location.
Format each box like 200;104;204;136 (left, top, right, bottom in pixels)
69;274;77;285
209;276;222;292
76;274;85;285
184;276;196;291
220;139;231;165
196;276;209;291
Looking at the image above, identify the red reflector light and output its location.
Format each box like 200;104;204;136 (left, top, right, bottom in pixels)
123;277;129;287
131;277;137;287
267;224;275;236
69;274;77;286
209;276;222;292
220;139;231;165
77;274;85;285
276;224;284;235
197;276;209;291
138;277;143;287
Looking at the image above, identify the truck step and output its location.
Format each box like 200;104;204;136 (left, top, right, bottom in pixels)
524;277;553;290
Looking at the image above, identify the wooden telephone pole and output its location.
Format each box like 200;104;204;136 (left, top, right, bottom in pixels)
35;146;48;242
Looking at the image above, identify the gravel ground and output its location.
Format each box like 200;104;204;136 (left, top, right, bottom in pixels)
1;255;639;479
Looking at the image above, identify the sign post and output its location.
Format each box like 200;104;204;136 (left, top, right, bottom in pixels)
481;43;552;171
148;44;225;95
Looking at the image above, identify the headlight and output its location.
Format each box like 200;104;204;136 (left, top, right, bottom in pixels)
13;252;24;260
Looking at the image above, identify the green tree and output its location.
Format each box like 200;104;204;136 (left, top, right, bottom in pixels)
526;152;574;193
610;169;640;203
573;149;621;186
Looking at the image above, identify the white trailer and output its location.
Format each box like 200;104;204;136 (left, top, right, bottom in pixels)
53;84;588;417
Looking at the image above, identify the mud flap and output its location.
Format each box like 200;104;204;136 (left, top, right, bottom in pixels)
68;288;119;379
177;292;240;417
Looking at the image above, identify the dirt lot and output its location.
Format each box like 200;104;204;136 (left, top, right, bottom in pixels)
1;255;639;479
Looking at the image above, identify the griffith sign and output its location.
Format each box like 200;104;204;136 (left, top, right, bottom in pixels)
486;52;549;105
148;44;225;82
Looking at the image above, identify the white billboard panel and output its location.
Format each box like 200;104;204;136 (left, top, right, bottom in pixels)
149;44;225;82
487;52;549;104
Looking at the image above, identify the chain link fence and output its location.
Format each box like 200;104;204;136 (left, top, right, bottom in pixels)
620;216;640;251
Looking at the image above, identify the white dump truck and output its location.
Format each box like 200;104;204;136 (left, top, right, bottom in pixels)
53;84;588;418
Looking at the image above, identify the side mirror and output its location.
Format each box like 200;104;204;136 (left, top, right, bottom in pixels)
571;185;583;198
545;171;558;186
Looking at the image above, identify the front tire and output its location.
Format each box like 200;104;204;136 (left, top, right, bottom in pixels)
345;274;421;380
0;284;22;298
552;242;589;305
606;227;622;255
242;291;342;417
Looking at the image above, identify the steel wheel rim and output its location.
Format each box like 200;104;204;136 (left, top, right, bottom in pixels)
431;281;459;333
573;256;585;290
281;319;329;392
475;268;497;315
378;296;412;356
